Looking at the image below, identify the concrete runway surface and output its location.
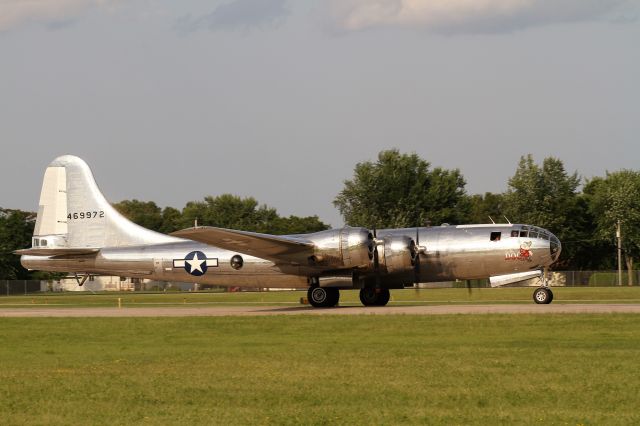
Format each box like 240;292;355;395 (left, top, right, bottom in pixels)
1;304;640;317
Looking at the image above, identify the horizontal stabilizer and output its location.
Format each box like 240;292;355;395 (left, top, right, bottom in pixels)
14;248;100;257
489;271;541;288
172;227;315;264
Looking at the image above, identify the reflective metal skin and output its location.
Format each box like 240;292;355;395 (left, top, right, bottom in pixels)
18;156;562;307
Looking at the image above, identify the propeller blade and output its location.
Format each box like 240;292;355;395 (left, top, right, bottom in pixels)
414;228;420;285
372;226;381;286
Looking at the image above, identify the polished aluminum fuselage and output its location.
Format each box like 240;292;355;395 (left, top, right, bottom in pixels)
22;224;559;289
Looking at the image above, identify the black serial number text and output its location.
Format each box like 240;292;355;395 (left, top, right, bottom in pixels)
67;211;105;220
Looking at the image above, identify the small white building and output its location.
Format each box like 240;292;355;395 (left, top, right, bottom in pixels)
47;276;140;292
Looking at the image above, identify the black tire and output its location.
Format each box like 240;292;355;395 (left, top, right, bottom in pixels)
308;286;339;308
359;287;377;306
326;288;340;307
359;288;390;307
375;288;390;306
308;286;329;308
533;287;551;304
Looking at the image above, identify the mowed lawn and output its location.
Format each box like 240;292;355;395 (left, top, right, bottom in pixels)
1;315;639;425
2;286;640;307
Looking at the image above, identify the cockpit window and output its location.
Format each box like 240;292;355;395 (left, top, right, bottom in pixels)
529;230;539;239
511;230;519;237
520;230;528;237
490;232;502;241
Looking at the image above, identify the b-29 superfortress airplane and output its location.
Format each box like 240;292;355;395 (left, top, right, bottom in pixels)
17;156;561;307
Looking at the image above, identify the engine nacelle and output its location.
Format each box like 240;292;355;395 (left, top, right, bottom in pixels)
380;235;417;274
307;227;374;269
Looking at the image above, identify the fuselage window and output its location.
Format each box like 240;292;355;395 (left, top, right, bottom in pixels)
520;230;528;237
33;239;39;247
490;232;502;241
40;239;47;246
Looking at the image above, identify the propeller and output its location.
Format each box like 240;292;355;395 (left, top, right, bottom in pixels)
372;227;381;287
413;227;427;286
414;228;420;285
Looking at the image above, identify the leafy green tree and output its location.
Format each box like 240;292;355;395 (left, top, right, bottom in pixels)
504;155;580;229
503;155;585;269
113;195;329;235
334;149;468;228
267;215;329;235
0;209;35;279
586;170;640;284
465;192;507;224
113;200;163;232
159;206;182;234
181;194;278;232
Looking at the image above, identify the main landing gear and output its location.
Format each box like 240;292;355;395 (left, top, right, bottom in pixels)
359;287;390;307
306;287;391;308
307;286;340;308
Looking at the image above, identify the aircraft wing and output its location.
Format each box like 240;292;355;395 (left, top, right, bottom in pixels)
172;227;315;264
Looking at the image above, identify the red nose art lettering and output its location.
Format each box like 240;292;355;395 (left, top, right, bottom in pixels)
505;242;533;262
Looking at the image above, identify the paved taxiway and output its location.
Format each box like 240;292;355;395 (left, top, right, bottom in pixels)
1;304;640;317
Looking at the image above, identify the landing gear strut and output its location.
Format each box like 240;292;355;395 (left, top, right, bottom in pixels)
307;286;340;308
359;287;390;307
533;269;553;304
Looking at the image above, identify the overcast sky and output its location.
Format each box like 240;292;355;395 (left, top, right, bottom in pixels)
1;0;638;227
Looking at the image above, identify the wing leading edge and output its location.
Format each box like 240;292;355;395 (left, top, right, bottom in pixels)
171;227;315;265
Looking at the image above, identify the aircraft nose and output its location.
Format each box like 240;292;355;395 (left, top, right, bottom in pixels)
549;233;561;264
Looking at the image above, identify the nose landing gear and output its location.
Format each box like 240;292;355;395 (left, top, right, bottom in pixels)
533;269;554;304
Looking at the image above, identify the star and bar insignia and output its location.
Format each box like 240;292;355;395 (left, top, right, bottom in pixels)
173;251;218;276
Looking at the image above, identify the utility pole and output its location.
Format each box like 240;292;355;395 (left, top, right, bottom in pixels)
617;220;623;286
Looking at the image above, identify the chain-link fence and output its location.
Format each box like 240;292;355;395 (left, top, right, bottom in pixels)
551;270;640;287
0;280;44;295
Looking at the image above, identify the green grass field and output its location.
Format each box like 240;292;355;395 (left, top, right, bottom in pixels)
1;315;639;425
1;286;640;308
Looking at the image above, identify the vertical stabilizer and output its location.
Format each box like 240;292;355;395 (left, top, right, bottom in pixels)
32;155;178;249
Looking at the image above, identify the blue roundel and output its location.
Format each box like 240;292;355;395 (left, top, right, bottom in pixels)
184;251;208;276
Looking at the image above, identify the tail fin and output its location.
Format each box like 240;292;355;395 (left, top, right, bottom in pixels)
31;155;177;250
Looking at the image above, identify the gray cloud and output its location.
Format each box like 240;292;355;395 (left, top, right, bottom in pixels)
325;0;635;34
179;0;290;33
0;0;117;32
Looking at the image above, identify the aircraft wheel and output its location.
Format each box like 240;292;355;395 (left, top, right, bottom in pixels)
359;287;377;306
308;287;339;308
375;288;390;306
359;288;390;307
533;287;552;305
326;288;340;307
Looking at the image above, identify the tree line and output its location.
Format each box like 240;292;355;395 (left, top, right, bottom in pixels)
1;149;639;279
